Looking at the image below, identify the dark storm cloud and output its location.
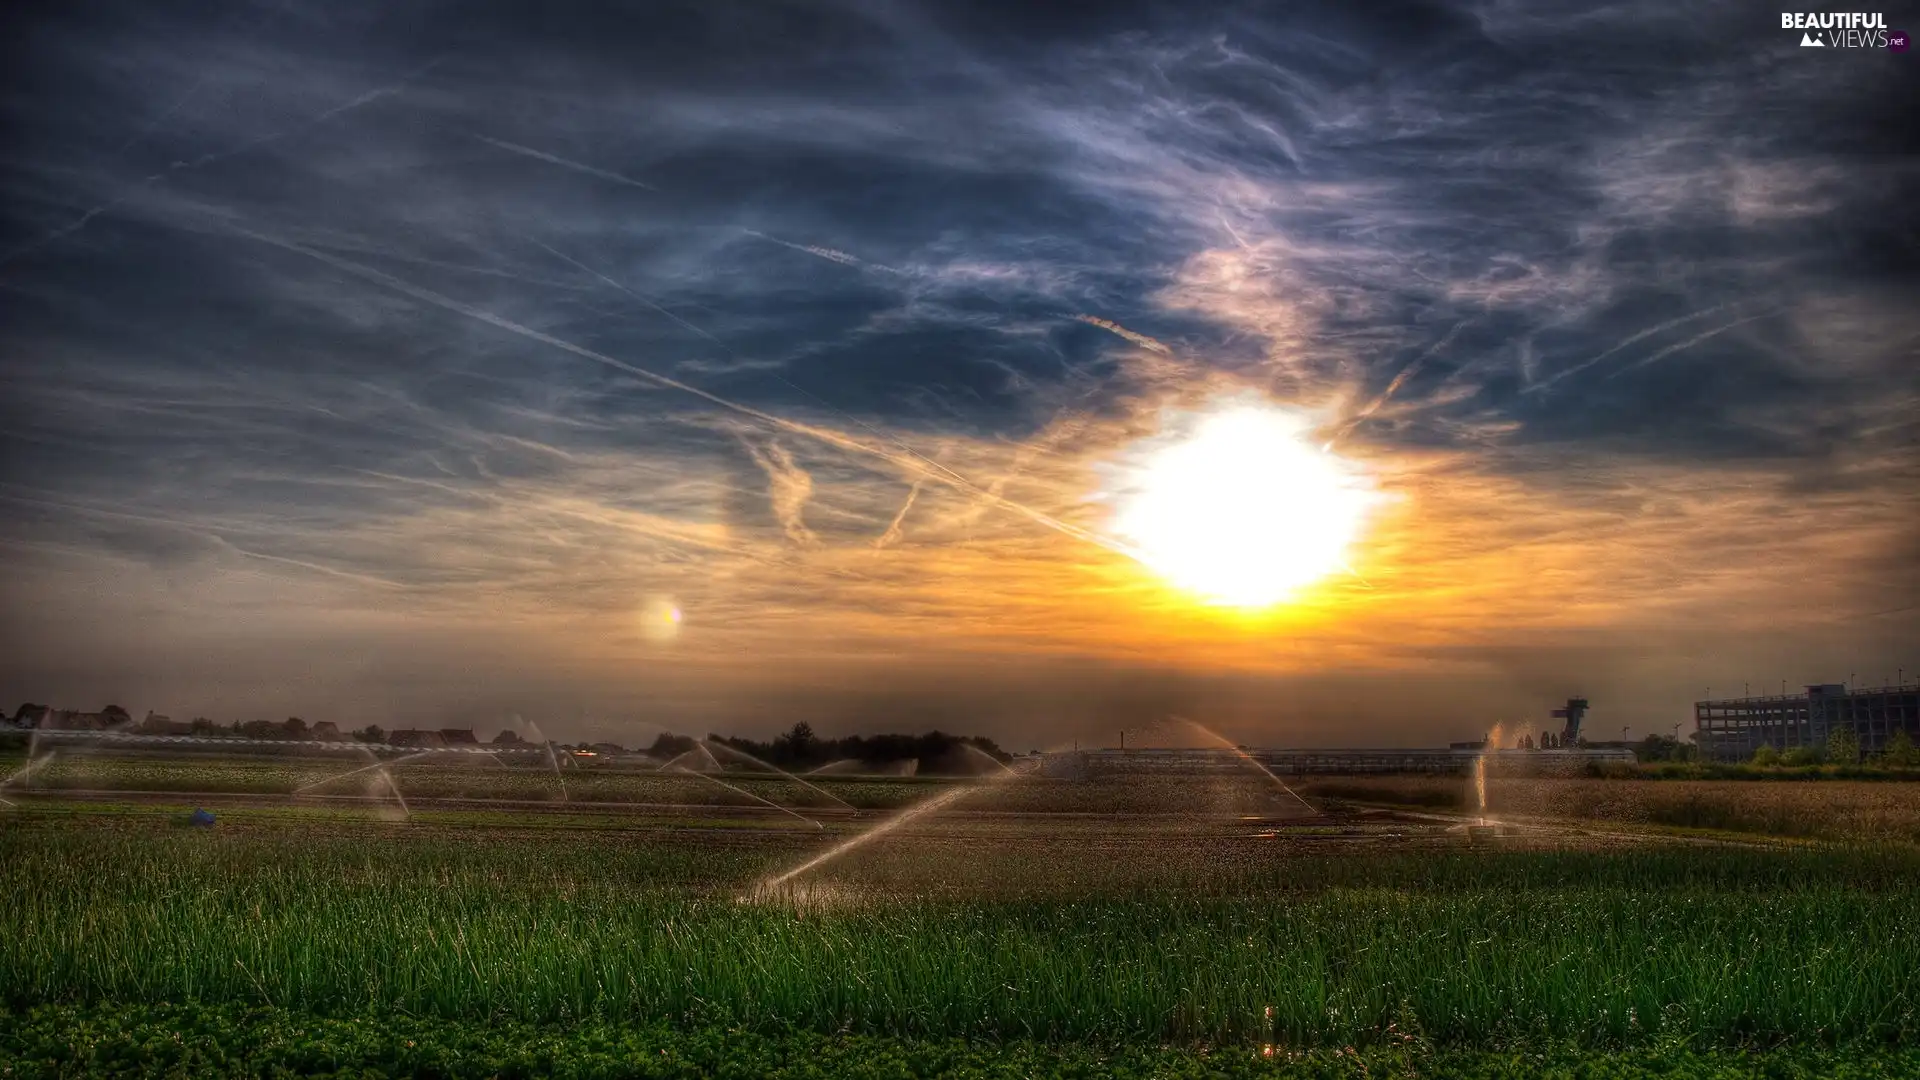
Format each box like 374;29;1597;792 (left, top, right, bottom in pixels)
2;0;1913;737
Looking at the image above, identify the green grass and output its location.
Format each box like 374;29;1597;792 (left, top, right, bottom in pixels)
5;1004;1920;1079
4;826;1917;1047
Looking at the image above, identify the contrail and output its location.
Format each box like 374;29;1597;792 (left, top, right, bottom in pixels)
523;236;719;342
874;481;921;549
1328;319;1470;448
1527;301;1740;393
1218;213;1254;251
1;58;445;270
1071;314;1171;355
473;135;655;191
116;81;205;155
1605;310;1776;379
740;229;905;275
525;232;972;498
231;227;1134;559
0;489;410;589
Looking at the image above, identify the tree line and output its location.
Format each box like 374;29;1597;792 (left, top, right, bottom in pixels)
649;723;1011;775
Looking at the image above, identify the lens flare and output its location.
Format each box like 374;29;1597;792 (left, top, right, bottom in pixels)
1112;402;1377;608
641;598;683;643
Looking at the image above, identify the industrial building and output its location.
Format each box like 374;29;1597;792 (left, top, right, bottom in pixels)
1695;682;1920;761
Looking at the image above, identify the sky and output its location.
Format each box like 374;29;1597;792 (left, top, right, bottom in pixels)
1;0;1915;749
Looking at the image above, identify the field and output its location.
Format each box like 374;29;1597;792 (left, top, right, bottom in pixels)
1295;774;1920;844
4;748;1920;1077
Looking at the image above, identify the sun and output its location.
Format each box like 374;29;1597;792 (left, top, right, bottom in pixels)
1111;403;1377;608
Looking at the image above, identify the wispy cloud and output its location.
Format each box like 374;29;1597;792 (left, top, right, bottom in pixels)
745;439;818;547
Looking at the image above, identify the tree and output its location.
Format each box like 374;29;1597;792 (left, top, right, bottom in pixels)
353;724;386;744
648;732;698;758
1880;730;1918;768
492;729;524;745
1825;726;1860;765
773;722;818;765
1782;744;1824;767
283;717;309;739
1638;734;1677;762
1752;744;1780;767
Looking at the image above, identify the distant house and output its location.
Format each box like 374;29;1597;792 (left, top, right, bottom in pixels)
48;709;106;731
389;729;446;749
438;728;479;746
310;721;342;741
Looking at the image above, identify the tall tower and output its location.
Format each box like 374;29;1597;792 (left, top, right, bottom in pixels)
1550;698;1589;744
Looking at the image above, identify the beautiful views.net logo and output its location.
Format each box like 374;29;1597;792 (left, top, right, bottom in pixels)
1781;12;1908;48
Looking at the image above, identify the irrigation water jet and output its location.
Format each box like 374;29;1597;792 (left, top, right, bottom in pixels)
1475;722;1504;826
663;744;721;773
754;759;1034;893
0;748;58;792
667;765;823;829
959;743;1016;776
12;713;143;794
515;715;569;803
354;744;411;821
293;750;440;794
700;739;857;812
1174;716;1317;815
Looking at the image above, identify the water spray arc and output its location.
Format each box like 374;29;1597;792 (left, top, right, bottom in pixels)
1475;723;1505;825
1173;716;1316;815
959;743;1017;776
667;765;823;829
345;744;412;821
514;716;569;803
756;759;1035;892
293;750;441;794
0;750;59;793
701;739;857;812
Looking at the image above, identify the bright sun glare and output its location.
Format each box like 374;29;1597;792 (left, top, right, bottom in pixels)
1114;404;1377;609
